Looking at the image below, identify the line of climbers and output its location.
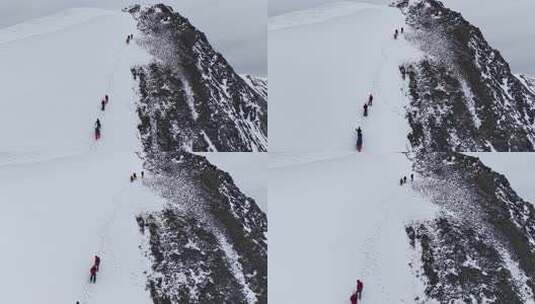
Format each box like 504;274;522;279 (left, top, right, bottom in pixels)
94;31;134;140
355;24;408;151
394;27;404;40
130;171;144;182
94;95;108;140
77;33;142;304
355;94;373;152
400;173;414;185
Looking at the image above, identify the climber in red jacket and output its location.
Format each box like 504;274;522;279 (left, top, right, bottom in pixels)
350;291;358;304
89;265;97;283
94;255;101;271
356;279;364;299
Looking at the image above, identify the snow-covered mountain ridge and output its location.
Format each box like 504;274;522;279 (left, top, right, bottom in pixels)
0;5;266;304
126;4;268;303
138;152;267;303
397;0;535;151
128;4;267;152
407;152;535;303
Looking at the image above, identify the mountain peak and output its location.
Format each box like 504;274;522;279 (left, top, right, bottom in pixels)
129;4;268;152
397;0;535;151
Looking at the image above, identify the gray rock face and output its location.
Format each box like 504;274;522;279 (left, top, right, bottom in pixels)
124;5;267;303
241;75;268;101
406;218;524;304
396;0;535;151
407;152;535;302
138;152;267;304
129;4;267;152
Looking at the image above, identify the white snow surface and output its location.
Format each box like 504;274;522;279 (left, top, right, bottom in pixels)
269;2;422;152
269;152;438;303
0;8;161;304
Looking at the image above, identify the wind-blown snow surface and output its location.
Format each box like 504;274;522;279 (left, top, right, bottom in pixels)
269;152;437;303
0;9;159;303
269;2;421;152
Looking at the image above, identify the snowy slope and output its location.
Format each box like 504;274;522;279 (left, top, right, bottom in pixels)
270;150;535;303
270;0;535;152
269;2;421;152
269;153;437;303
0;6;269;304
0;8;159;303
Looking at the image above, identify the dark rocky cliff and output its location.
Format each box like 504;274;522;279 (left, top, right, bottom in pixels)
395;0;535;151
128;4;267;152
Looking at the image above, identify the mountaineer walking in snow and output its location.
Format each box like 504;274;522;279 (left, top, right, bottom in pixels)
89;265;97;283
399;65;407;80
350;279;364;303
95;126;101;140
105;94;109;104
350;292;358;304
94;255;101;271
394;29;399;39
411;173;414;182
356;127;363;152
368;94;373;106
101;99;106;111
95;119;102;140
356;279;363;300
363;103;368;117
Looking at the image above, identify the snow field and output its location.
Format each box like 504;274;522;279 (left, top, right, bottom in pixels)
268;152;438;303
0;9;161;304
269;2;421;153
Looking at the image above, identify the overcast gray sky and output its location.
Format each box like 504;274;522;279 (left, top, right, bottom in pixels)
269;0;535;76
0;0;267;76
2;1;534;77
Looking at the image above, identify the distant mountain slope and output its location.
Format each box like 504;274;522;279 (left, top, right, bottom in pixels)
241;74;267;100
122;6;267;303
138;153;267;304
128;4;267;152
396;0;535;151
408;152;535;303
